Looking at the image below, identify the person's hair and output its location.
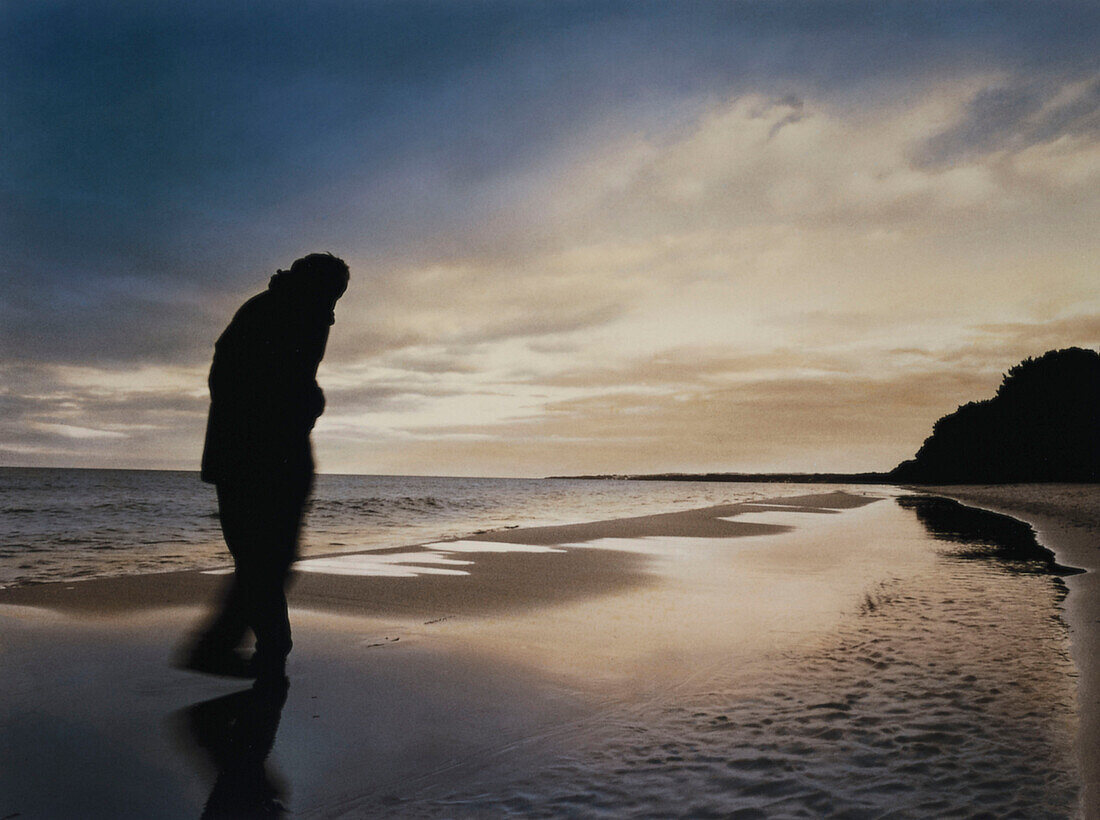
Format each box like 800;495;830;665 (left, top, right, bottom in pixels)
270;252;349;298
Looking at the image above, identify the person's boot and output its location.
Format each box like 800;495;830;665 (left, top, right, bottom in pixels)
177;642;256;679
248;650;288;681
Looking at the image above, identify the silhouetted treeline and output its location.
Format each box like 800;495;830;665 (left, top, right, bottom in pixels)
891;347;1100;484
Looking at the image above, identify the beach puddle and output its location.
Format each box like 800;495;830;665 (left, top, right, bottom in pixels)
203;541;566;580
717;501;843;528
295;552;473;577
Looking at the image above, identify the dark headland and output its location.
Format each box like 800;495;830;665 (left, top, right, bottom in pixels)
892;347;1099;483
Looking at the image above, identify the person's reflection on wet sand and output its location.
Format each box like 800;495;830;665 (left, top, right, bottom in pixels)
178;677;290;819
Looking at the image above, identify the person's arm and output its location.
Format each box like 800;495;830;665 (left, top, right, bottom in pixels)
282;315;332;433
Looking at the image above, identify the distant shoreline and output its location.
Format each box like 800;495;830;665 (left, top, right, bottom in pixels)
549;472;894;483
549;472;1100;485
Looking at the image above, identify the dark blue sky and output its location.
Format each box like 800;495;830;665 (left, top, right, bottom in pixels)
4;0;1096;364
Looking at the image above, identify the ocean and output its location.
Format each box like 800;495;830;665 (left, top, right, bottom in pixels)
0;467;808;588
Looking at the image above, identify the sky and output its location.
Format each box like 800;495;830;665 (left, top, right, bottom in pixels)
2;0;1099;477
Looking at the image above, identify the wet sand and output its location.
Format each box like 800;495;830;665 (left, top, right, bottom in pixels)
919;484;1100;818
0;488;1089;817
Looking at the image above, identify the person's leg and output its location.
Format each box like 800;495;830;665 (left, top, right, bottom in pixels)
201;481;259;648
178;482;256;676
190;574;248;652
237;471;312;676
180;472;311;677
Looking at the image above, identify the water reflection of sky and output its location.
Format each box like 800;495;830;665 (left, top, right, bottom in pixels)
288;503;839;577
296;552;473;577
291;540;564;578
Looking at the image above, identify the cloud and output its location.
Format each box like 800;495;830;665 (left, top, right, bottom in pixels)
382;350;481;375
0;285;223;366
0;360;208;466
4;1;1098;366
327;260;633;365
321;381;474;414
310;318;1099;476
34;423;128;440
964;314;1100;363
918;78;1100;166
577;88;1100;241
315;368;1001;476
320;82;1100;381
535;348;856;389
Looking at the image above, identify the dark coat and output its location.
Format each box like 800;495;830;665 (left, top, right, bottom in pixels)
201;284;332;485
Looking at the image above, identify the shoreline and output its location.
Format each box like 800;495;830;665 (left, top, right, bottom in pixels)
916;484;1100;819
0;476;863;591
0;489;874;617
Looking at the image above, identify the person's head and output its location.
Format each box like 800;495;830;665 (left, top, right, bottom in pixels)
287;253;349;301
269;253;349;319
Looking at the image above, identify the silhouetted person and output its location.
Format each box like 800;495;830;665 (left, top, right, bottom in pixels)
181;253;349;679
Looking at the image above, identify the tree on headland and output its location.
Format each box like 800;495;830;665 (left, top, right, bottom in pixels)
891;347;1100;484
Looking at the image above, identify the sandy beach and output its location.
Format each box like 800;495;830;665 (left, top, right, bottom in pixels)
1;487;1094;817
